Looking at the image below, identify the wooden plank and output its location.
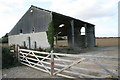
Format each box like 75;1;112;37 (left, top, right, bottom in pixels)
21;58;50;68
20;62;50;74
20;59;50;74
33;54;51;66
20;56;112;76
39;62;50;73
55;55;66;65
19;49;119;61
19;53;73;62
53;58;85;75
41;54;50;61
39;64;101;78
30;63;105;78
19;49;50;55
53;61;107;74
19;48;119;78
52;52;119;60
19;57;51;65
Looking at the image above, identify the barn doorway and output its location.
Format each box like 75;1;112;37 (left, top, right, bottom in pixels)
53;23;68;48
54;36;68;47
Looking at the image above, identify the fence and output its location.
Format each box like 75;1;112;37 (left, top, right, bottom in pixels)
17;47;119;78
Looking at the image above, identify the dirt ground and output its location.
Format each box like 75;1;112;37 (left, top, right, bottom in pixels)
2;46;119;78
2;66;50;78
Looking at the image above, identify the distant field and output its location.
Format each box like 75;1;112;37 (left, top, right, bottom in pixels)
57;38;119;47
96;38;119;46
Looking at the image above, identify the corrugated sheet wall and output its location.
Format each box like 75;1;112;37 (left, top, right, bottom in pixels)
9;7;51;36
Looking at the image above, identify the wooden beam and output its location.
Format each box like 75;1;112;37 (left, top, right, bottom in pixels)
53;58;85;75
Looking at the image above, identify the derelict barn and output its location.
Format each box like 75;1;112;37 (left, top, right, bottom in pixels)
8;5;95;49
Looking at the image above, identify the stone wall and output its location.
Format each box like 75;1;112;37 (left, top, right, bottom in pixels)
8;32;50;49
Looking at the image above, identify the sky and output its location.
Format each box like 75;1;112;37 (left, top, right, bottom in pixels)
0;0;119;38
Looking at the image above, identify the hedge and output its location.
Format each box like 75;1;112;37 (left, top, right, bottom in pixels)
2;46;21;69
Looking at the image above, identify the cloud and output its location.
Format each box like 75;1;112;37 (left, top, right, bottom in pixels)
48;0;118;20
86;14;118;37
47;0;118;37
0;0;118;37
0;0;26;37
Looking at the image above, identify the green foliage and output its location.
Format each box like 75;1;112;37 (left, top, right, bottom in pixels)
2;46;22;69
58;36;67;40
2;33;8;38
2;37;8;43
46;20;54;50
0;33;8;43
29;47;51;52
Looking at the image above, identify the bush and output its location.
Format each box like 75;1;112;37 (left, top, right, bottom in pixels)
1;33;8;43
2;46;21;69
2;37;8;43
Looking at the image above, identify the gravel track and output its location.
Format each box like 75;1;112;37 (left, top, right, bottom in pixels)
2;46;119;78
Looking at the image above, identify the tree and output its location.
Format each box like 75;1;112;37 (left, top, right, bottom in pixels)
46;21;54;50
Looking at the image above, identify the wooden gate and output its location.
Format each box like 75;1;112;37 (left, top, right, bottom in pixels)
18;48;119;78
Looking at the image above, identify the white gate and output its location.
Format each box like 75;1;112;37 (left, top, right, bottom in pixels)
18;48;119;78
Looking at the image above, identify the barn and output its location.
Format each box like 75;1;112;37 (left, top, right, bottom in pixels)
8;5;95;49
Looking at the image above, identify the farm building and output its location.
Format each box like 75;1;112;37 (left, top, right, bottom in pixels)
8;5;95;49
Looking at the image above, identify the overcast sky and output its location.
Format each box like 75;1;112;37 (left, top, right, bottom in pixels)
0;0;119;37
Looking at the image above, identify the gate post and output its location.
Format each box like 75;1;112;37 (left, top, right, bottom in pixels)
16;45;20;62
50;50;54;76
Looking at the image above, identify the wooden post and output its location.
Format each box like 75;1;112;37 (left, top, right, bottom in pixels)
56;36;58;47
50;50;54;76
17;45;20;62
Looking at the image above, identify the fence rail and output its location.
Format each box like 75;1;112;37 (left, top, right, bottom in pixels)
17;48;119;78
